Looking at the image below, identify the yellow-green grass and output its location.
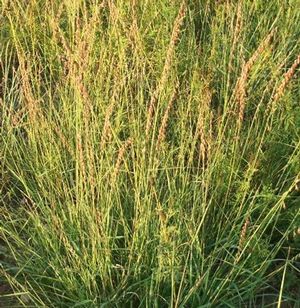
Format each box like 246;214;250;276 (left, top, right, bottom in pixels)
0;0;300;307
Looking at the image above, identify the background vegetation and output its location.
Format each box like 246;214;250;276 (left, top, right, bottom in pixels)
0;0;300;306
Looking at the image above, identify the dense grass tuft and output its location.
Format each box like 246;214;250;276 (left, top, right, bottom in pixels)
1;1;300;307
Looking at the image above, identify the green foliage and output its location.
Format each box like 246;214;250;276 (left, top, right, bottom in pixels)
0;0;300;307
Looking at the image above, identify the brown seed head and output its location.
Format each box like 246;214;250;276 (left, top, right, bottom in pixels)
112;138;133;182
145;2;186;139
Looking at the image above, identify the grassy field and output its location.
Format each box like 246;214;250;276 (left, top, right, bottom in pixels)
0;0;300;307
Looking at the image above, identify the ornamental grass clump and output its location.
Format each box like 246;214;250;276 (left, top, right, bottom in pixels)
0;1;299;307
